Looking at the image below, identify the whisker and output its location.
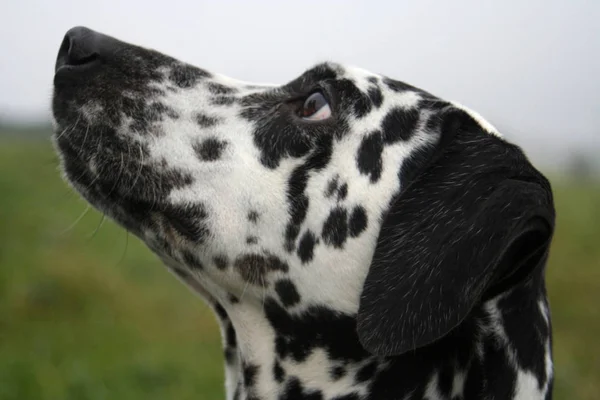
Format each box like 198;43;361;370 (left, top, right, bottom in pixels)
261;273;267;312
123;141;144;199
55;114;81;141
56;205;91;235
86;214;107;241
116;230;130;266
79;122;91;154
106;153;126;197
54;126;70;142
240;273;252;303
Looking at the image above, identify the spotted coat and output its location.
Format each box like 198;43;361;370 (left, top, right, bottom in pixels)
52;27;555;400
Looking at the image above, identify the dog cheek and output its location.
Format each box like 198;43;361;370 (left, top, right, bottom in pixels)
162;203;210;243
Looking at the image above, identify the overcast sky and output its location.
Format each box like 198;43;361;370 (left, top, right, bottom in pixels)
1;0;598;167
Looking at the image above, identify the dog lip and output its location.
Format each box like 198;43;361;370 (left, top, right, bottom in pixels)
54;57;101;80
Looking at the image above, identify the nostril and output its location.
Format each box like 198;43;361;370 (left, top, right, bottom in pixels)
55;35;71;71
57;34;71;61
55;26;102;72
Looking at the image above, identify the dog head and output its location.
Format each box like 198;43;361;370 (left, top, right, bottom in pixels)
52;27;554;357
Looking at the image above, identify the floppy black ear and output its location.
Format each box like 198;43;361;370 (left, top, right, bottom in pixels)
356;108;555;357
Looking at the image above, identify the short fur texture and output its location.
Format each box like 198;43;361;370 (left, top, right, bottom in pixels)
51;27;555;400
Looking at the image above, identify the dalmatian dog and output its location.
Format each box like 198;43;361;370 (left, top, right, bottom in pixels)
52;27;555;400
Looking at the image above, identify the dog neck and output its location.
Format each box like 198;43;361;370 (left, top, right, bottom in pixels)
217;297;380;400
214;291;552;400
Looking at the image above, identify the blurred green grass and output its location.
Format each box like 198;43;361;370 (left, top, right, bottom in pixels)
0;140;224;399
0;140;598;400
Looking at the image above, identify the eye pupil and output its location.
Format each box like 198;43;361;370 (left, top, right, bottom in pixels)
300;92;330;120
304;99;317;116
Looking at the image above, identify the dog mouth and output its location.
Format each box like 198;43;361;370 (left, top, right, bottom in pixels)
51;26;207;237
55;130;195;235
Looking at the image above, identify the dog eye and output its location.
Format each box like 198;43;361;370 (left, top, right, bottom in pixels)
300;92;331;120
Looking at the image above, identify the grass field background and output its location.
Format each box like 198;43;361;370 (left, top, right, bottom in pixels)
0;139;598;399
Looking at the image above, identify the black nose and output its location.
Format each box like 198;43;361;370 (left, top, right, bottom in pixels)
55;26;116;72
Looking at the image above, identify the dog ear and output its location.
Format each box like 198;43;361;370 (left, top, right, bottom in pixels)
356;108;555;357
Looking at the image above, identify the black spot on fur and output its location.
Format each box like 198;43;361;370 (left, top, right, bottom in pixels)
383;78;417;93
325;176;348;201
273;361;285;383
280;377;323;400
162;203;208;243
226;323;237;348
322;207;349;248
290;194;310;225
367;76;378;84
247;210;260;223
297;231;318;264
234;253;289;284
306;127;333;160
207;82;236;95
248;115;312;169
325;176;339;198
148;102;179;120
356;131;384;183
126;100;179;133
214;303;228;321
243;364;259;388
331;394;361;400
288;168;311;222
275;337;288;359
355;361;377;383
337;79;371;118
246;236;259;245
284;159;313;251
214;255;228;270
275;279;301;307
228;293;239;304
195;113;220;127
181;249;204;270
368;87;384;108
284;223;301;253
225;348;236;364
211;96;236;106
330;366;346;381
193;137;227;162
381;108;420;144
349;206;368;238
354;99;372;119
265;298;369;363
169;64;208;88
338;183;348;201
